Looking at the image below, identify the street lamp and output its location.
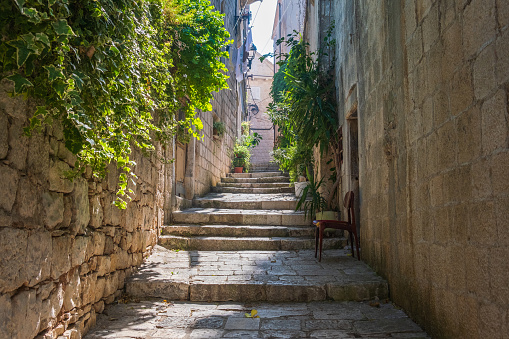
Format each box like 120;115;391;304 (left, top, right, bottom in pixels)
247;43;257;69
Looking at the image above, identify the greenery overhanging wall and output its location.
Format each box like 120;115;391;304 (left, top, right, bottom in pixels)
0;0;231;208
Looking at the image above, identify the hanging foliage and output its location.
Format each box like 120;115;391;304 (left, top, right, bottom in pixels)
0;0;231;208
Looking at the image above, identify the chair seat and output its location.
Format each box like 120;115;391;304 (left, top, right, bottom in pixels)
313;192;360;261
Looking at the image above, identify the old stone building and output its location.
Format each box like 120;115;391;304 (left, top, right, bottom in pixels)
0;1;245;338
247;51;276;170
304;0;509;337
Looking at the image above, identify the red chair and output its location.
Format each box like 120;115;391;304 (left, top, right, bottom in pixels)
313;191;360;261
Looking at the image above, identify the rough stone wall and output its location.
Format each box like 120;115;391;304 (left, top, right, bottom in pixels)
330;0;509;337
0;79;168;339
193;0;240;195
248;52;275;168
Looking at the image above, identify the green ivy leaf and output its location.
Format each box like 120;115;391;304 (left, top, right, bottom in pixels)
109;45;120;55
7;39;32;68
52;80;67;97
5;74;33;94
35;33;50;46
52;19;74;36
71;72;86;90
22;8;40;23
13;0;25;11
43;65;65;81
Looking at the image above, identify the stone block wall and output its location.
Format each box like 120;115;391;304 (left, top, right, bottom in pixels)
329;0;509;337
0;79;169;338
194;0;241;196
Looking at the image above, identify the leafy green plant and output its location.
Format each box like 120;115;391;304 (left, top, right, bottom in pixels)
213;121;226;138
0;0;231;208
230;123;263;172
295;168;327;219
266;27;341;209
271;139;313;183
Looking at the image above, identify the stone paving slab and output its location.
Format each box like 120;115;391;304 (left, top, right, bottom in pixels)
85;300;429;339
173;208;309;226
125;246;387;302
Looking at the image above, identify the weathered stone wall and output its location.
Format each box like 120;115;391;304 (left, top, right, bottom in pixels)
329;0;509;337
0;79;168;338
193;0;241;196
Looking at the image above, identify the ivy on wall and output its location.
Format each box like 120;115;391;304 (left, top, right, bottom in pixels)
0;0;231;208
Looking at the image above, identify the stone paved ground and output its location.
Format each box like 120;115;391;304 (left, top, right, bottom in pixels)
85;300;429;338
84;172;430;338
125;246;387;302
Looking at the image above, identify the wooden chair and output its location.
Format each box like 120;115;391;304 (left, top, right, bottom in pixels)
313;191;360;261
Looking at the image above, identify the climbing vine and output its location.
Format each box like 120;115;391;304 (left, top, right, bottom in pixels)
0;0;231;208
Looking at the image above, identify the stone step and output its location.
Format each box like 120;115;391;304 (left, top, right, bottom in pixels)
221;176;291;184
159;235;345;251
172;208;309;226
227;172;286;178
221;176;290;184
126;246;388;303
216;182;291;188
161;224;317;238
193;193;299;210
212;186;295;194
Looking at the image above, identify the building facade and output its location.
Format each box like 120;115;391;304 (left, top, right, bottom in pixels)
247;52;276;169
304;0;509;337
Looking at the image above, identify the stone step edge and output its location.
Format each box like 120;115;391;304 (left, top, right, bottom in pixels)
162;224;313;229
125;280;388;303
160;225;325;238
158;236;346;252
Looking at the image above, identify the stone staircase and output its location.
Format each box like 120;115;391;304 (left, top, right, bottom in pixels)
124;171;388;303
163;172;343;251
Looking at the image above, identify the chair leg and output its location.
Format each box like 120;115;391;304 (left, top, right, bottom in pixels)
315;227;319;258
348;231;354;257
353;231;360;260
319;226;324;262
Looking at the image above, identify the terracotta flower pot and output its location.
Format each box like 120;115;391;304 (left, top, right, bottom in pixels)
234;167;243;173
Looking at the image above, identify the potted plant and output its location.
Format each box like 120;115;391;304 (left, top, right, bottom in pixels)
232;143;250;173
230;124;262;173
213;121;226;139
295;168;338;221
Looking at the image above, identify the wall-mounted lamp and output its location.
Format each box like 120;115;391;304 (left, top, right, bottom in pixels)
247;43;257;69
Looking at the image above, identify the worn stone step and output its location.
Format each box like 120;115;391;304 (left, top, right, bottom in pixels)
126;246;388;303
172;208;309;226
158;235;345;251
216;182;291;188
221;176;291;184
212;186;295;194
193;193;299;210
227;172;286;178
161;224;318;238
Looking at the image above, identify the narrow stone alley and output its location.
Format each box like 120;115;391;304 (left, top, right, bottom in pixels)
85;171;429;338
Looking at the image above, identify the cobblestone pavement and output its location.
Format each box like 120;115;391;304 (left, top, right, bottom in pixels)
130;247;384;286
126;247;387;302
85;300;429;338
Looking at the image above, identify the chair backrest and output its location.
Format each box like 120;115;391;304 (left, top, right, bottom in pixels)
343;191;355;226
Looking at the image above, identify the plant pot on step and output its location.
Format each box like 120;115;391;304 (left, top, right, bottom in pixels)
316;210;341;236
315;211;338;220
294;181;309;198
234;166;243;173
